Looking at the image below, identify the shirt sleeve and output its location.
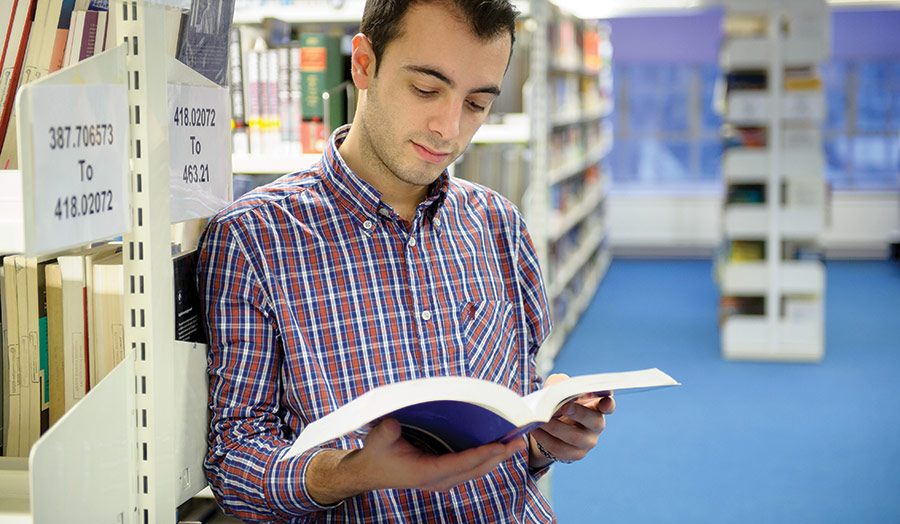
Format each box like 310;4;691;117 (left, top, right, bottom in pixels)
196;215;341;520
515;214;553;396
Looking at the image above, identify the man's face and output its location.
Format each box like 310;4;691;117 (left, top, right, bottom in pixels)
358;3;512;188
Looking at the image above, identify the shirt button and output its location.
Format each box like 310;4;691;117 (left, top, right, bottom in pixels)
362;220;374;230
434;217;442;227
421;310;432;321
408;237;417;247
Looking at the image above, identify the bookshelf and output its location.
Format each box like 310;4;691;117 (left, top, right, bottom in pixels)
1;2;217;522
715;0;829;362
531;2;614;374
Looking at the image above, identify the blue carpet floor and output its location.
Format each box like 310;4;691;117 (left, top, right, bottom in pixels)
549;259;900;524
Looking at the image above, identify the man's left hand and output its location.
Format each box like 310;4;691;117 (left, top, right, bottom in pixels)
528;373;616;468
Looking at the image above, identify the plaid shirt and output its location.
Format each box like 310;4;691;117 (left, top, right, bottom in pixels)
197;126;554;523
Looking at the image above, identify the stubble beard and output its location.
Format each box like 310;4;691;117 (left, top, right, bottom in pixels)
359;81;458;189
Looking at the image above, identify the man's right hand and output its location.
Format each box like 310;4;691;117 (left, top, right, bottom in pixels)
306;418;526;505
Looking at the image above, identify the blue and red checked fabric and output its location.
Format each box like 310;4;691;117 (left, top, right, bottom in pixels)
197;125;555;523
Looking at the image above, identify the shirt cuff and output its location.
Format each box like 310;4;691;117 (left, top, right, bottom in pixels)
265;446;344;516
529;462;552;479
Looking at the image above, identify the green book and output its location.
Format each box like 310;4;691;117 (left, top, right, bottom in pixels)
299;33;345;129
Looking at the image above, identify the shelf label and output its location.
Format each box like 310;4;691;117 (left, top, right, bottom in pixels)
168;84;232;223
28;83;129;255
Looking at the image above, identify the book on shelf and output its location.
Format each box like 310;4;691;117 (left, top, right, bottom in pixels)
173;249;205;344
299;32;344;149
726;183;765;204
1;254;39;456
176;0;236;87
53;243;118;410
24;256;52;437
0;0;38;167
728;240;765;262
48;0;78;73
83;243;120;389
719;296;765;322
284;368;679;458
44;260;65;426
90;250;124;387
1;256;22;456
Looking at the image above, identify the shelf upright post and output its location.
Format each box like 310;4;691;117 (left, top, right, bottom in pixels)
526;0;555;375
526;0;550;276
117;1;178;522
766;4;784;354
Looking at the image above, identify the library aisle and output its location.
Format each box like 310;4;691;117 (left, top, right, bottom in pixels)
550;259;900;523
1;0;898;522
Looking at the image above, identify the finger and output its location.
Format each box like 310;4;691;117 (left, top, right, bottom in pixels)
423;439;525;491
557;402;606;432
544;373;570;387
579;395;615;415
595;395;615;415
364;417;403;450
541;414;603;450
532;427;589;463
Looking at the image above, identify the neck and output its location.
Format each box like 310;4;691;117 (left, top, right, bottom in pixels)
338;125;429;223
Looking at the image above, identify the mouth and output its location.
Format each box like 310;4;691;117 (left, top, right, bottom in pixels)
411;141;451;164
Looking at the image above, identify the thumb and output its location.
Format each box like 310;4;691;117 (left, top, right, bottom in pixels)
365;417;403;450
544;373;570;387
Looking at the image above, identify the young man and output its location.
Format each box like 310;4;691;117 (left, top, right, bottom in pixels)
197;0;615;521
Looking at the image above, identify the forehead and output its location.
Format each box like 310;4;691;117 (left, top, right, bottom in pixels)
381;2;512;86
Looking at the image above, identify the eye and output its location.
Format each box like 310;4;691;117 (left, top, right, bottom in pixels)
412;85;437;97
466;99;487;113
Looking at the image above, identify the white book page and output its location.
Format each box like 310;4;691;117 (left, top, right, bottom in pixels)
524;368;680;421
284;376;532;460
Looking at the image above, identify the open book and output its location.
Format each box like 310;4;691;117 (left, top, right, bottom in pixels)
284;368;679;459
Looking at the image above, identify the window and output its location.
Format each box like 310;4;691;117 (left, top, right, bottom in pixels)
824;60;900;190
610;59;900;190
609;62;721;188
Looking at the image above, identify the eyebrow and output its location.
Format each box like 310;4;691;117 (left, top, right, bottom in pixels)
403;65;502;96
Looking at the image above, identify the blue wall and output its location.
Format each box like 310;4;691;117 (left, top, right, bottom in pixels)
607;8;900;63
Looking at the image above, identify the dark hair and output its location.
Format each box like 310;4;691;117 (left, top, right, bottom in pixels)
360;0;518;74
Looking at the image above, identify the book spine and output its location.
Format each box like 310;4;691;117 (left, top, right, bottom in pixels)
299;33;327;120
78;10;99;62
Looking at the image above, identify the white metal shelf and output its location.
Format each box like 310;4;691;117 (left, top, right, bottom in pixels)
232;153;320;175
473;114;531;143
725;90;826;125
719;259;825;296
722;314;824;362
550;180;606;241
720;37;829;70
549;226;606;300
0;458;29;522
548;129;613;184
724;204;823;239
550;98;612;128
538;248;610;376
722;148;824;182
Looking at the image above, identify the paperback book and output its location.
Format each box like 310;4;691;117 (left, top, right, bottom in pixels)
284;368;679;458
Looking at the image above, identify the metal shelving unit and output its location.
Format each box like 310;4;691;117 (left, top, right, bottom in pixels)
0;2;215;522
716;0;829;362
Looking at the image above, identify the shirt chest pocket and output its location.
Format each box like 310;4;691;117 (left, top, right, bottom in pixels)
458;300;521;389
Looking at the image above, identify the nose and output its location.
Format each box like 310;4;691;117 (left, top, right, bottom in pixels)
427;96;462;141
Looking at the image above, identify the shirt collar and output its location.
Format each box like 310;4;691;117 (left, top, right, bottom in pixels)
321;125;449;232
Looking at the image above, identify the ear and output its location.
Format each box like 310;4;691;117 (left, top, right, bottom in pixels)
350;33;375;90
